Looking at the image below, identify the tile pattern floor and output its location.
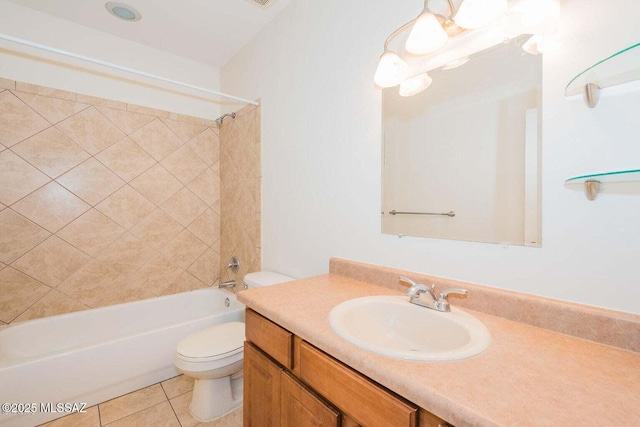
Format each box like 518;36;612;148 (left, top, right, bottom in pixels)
39;375;242;427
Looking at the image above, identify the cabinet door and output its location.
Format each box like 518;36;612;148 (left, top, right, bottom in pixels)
244;342;282;427
299;341;417;427
281;371;340;427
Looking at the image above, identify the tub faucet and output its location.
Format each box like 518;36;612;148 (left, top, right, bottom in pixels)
219;280;237;289
400;276;467;312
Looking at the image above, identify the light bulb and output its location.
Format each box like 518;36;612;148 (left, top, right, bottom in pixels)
374;51;409;88
455;0;508;30
399;73;433;97
405;12;448;55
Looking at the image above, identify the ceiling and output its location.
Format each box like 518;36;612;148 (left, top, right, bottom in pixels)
7;0;294;68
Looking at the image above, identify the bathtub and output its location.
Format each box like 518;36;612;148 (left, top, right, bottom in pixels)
0;288;244;427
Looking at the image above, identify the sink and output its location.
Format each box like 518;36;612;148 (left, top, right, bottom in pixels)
328;296;491;361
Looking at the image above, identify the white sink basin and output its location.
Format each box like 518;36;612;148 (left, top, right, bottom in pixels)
328;296;491;361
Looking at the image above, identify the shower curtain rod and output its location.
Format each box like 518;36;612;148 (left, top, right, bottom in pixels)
0;33;260;107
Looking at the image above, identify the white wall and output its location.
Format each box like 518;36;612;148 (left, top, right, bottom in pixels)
222;0;640;314
0;1;221;119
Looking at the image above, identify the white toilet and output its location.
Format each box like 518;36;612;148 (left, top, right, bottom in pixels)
174;271;294;422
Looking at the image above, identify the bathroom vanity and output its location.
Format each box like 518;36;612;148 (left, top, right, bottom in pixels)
238;262;640;426
244;309;446;426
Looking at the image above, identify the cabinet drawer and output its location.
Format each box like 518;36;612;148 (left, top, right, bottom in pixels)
245;309;293;369
299;341;417;427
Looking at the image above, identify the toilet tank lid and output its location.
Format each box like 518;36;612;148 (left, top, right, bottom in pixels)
244;271;295;287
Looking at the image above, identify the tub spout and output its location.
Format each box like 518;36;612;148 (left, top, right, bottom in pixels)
219;280;237;289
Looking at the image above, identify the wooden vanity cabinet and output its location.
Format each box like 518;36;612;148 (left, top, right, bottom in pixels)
244;309;450;427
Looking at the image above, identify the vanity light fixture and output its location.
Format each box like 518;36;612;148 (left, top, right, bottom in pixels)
374;0;559;96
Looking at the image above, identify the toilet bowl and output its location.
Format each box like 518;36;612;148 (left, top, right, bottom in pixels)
174;271;295;421
174;322;245;421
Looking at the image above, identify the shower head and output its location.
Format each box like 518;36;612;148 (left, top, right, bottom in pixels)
215;112;236;125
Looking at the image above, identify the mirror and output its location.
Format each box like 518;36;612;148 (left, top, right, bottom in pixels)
382;35;542;246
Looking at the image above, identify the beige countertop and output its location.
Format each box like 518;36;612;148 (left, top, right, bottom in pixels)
237;274;640;427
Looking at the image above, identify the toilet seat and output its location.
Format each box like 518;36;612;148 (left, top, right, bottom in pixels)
176;321;245;363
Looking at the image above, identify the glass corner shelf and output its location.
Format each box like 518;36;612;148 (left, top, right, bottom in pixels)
565;42;640;107
565;169;640;201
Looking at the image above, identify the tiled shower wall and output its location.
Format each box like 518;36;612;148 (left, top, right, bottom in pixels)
0;78;230;325
219;104;261;285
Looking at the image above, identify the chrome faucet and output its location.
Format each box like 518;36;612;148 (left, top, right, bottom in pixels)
219;280;237;289
400;276;467;312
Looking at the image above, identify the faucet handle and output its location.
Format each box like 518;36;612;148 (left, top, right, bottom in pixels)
435;287;468;311
399;276;417;287
439;287;468;300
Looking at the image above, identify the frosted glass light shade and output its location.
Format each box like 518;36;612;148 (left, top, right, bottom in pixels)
399;73;433;97
405;12;448;55
374;51;409;88
455;0;508;29
523;34;544;55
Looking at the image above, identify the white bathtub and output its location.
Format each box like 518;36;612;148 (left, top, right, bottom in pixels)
0;288;245;427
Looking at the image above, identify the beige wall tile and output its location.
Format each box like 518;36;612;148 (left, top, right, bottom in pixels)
76;94;126;110
127;104;171;119
12;182;90;233
0;78;15;91
187;248;220;286
0;209;50;264
160;374;195;399
187;167;219;207
160;118;206;143
219;108;261;285
12;236;90;287
15;82;76;101
99;384;167;425
96;185;156;230
130;164;183;206
97;106;156;135
174;113;205;125
95;137;156;182
56;107;125;155
0;81;228;328
161;230;208;269
0;267;50;323
160;144;207;185
57;260;122;307
11;127;90;178
161;188;207;227
96;233;154;275
161;271;205;296
14;92;89;124
57;158;125;206
0;91;50;147
126;253;183;296
57;209;125;257
39;405;100;427
188;128;220;166
188;209;220;246
130;119;182;161
0;150;50;206
130;209;183;249
13;289;88;323
92;275;156;307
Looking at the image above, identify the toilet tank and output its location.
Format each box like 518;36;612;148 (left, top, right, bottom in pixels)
244;271;295;288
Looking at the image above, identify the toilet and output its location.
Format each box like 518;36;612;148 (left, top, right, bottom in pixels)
174;271;295;422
